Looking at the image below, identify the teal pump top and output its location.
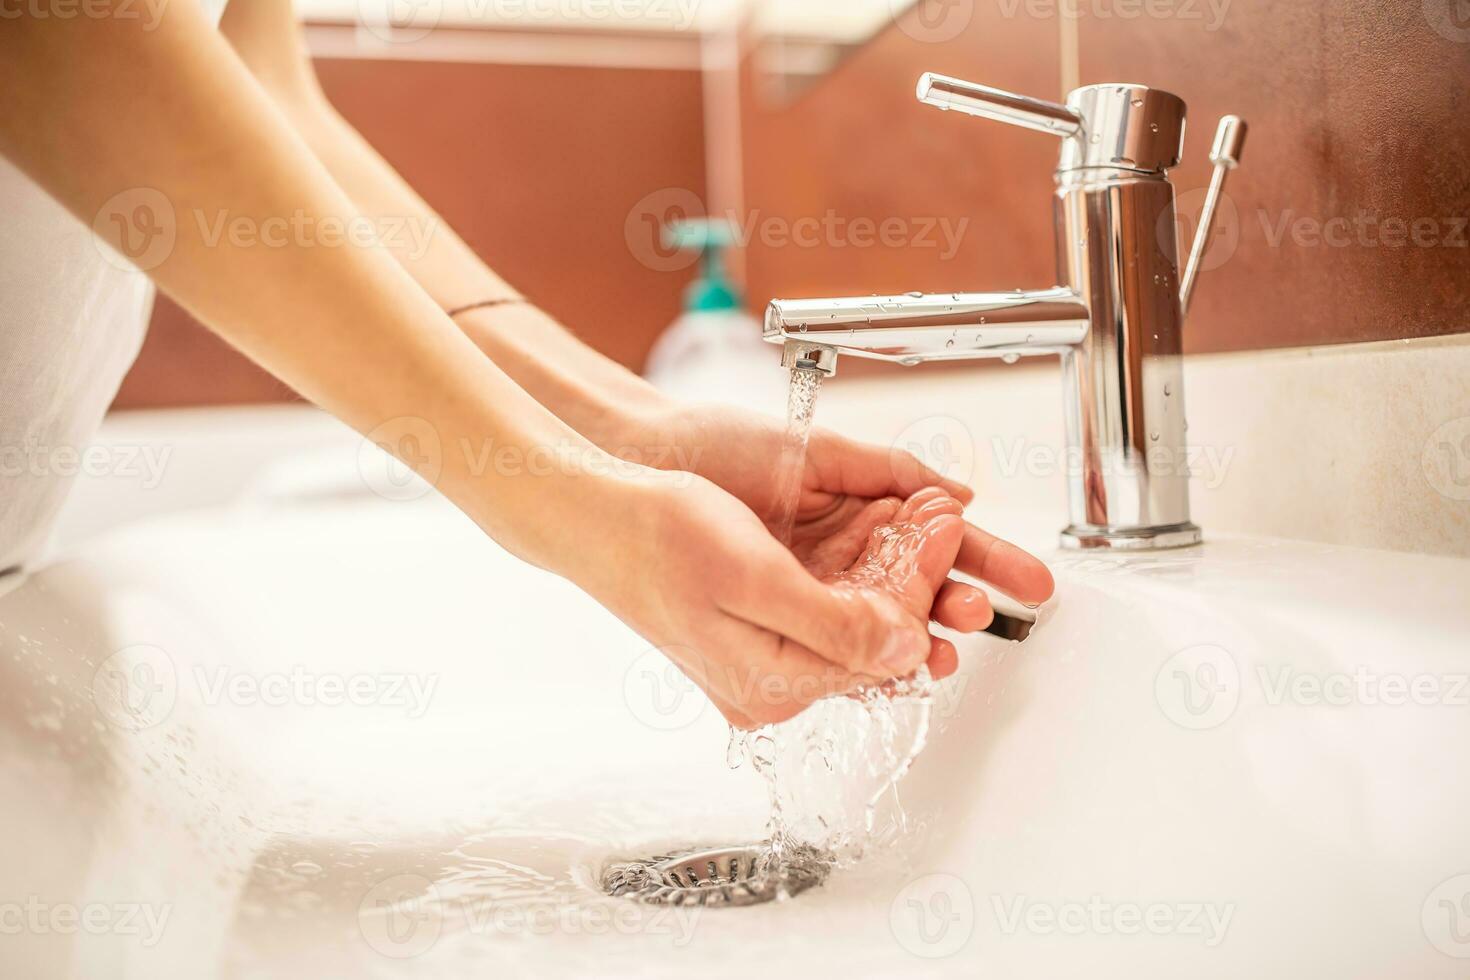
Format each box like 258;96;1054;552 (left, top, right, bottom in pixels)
663;218;742;313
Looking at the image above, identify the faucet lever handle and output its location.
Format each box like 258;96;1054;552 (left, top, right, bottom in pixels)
1179;115;1248;313
917;72;1082;138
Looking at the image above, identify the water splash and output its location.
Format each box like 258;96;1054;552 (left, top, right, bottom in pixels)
731;522;940;882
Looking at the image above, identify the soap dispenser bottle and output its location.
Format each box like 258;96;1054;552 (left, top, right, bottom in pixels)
644;219;787;416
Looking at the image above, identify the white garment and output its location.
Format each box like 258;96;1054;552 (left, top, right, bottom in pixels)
0;0;231;573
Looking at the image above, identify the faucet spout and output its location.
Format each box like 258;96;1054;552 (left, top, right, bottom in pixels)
764;288;1088;364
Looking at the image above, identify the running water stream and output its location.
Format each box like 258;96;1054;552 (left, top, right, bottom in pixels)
733;364;941;893
768;364;823;545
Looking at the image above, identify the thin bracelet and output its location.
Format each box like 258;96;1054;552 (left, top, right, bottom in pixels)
446;297;527;319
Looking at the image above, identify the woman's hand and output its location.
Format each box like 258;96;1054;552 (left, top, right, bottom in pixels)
628;405;1057;626
570;470;973;729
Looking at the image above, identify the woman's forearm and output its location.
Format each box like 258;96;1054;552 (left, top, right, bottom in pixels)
214;0;671;450
0;4;614;570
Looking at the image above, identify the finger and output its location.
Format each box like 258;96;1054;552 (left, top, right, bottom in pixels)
888;446;975;504
857;513;966;624
868;635;959;696
910;493;965;525
931;579;994;633
956;524;1056;605
803;496;900;578
894;485;950;522
723;552;931;681
926;636;960;681
807;429;975;505
912;514;967;603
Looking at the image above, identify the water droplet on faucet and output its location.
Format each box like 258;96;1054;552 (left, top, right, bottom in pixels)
1001;353;1020;365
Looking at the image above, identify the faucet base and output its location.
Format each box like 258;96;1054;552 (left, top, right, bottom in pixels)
1059;522;1203;551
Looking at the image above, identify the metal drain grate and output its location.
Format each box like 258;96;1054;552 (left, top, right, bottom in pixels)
602;844;831;907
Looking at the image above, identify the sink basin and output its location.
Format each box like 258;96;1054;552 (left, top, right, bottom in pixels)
3;407;1468;978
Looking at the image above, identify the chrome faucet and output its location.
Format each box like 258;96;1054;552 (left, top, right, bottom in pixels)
765;73;1246;551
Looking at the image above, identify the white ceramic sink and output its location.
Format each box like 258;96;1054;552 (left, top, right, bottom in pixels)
2;407;1468;979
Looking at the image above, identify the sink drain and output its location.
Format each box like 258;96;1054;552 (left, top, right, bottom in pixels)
601;844;831;907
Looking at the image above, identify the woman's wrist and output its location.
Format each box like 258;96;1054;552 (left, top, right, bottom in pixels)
452;301;675;452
